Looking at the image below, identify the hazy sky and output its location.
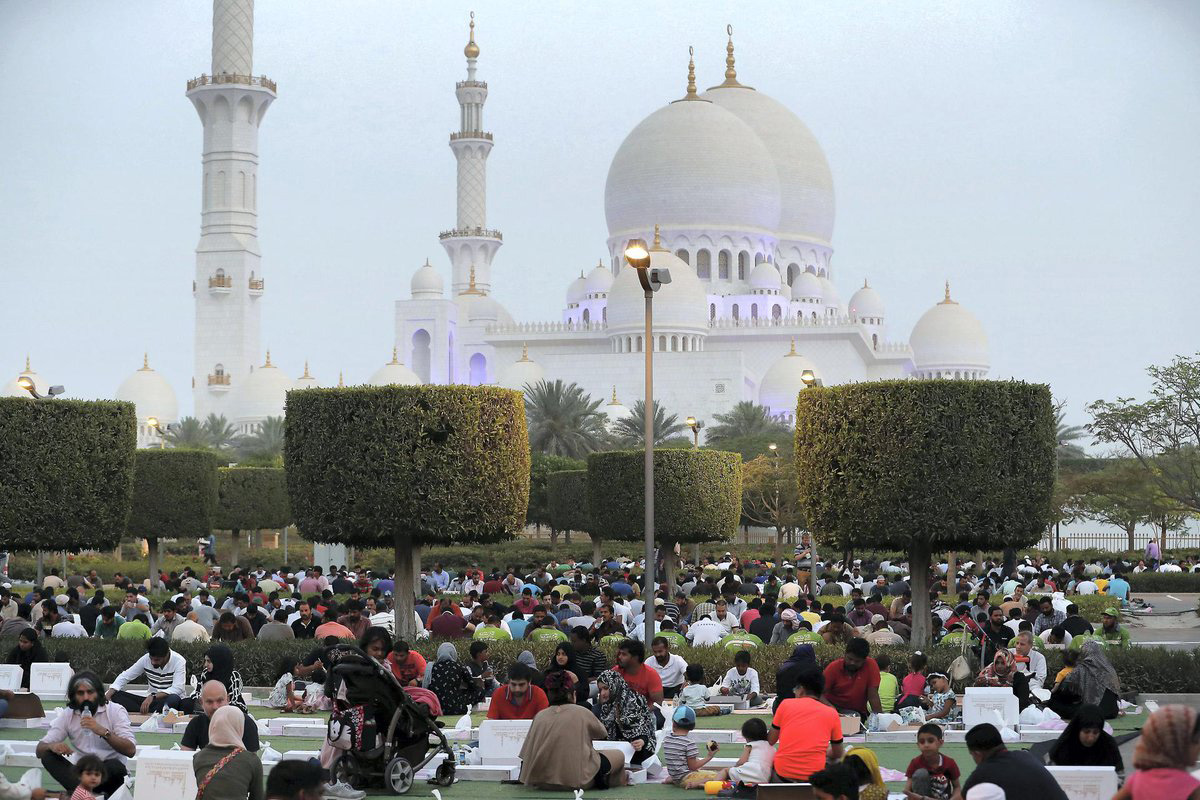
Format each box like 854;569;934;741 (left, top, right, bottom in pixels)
2;1;1198;437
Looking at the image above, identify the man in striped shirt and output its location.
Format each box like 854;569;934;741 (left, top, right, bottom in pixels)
105;638;186;714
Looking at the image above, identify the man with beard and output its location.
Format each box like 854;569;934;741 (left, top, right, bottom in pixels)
821;638;881;718
37;672;135;798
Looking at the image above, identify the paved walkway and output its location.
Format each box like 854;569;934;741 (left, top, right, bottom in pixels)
1127;593;1200;650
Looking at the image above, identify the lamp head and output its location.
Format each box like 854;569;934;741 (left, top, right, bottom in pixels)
768;442;778;452
686;416;697;428
623;238;651;270
47;386;64;397
800;369;816;387
16;376;41;399
147;416;160;430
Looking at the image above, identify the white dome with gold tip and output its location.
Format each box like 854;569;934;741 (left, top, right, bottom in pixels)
115;354;179;426
2;356;48;398
369;348;421;386
234;352;294;424
497;343;545;391
759;339;820;418
910;283;989;377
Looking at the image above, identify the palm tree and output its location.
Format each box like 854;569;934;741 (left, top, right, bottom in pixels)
706;401;790;443
237;416;285;463
163;416;210;449
610;399;687;446
524;380;609;459
1055;401;1088;459
202;414;240;452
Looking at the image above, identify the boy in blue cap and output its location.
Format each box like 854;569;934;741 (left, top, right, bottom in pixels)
661;705;721;786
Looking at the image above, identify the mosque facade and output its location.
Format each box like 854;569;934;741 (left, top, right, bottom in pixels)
5;2;990;448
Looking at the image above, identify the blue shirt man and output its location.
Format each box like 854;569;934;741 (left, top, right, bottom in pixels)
429;564;449;591
1106;575;1130;602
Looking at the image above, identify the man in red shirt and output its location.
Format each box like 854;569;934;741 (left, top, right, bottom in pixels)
385;640;427;687
822;638;881;718
769;664;845;781
486;664;548;721
429;610;468;639
613;640;664;704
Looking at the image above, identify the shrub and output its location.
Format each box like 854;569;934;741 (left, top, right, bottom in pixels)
0;397;136;552
127;450;219;581
795;380;1057;646
285;385;530;638
547;470;591;535
1126;571;1200;592
216;467;291;565
527;453;585;529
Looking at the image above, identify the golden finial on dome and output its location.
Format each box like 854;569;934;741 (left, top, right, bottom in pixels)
863;279;870;289
519;342;530;362
940;280;957;305
389;346;400;365
24;355;30;372
302;360;312;379
140;352;151;371
461;265;485;296
337;371;345;388
609;385;620;405
264;350;273;367
710;24;753;90
787;337;798;356
464;11;479;59
672;46;711;104
650;223;668;251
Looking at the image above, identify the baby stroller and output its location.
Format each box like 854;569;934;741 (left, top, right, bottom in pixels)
324;644;456;794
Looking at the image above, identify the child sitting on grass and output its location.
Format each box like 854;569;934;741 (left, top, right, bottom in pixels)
904;722;961;800
679;664;731;716
1054;649;1078;688
70;755;106;800
719;650;761;707
876;654;898;713
714;717;774;786
267;656;307;712
897;651;928;709
662;705;721;789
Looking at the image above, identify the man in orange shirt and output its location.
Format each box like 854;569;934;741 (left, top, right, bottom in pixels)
769;664;844;782
486;664;548;721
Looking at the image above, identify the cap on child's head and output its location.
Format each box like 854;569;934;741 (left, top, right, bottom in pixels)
672;705;697;726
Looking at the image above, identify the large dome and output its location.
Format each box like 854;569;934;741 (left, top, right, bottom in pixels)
848;281;885;320
497;344;545;391
2;357;47;398
369;349;421;386
702;86;834;246
759;340;820;418
910;285;989;373
115;355;178;425
605;98;781;240
235;353;293;423
605;248;708;335
791;271;824;301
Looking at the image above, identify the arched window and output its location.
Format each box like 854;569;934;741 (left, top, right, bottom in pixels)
469;353;487;385
872;333;878;350
659;335;667;352
710;303;716;320
214;363;225;376
751;304;759;319
787;263;799;286
738;251;749;280
675;249;690;265
582;308;590;323
412;329;432;383
636;336;643;352
754;253;765;266
732;304;740;320
811;311;817;320
682;338;689;352
718;250;731;280
696;250;711;280
772;304;782;319
671;335;678;351
602;306;607;322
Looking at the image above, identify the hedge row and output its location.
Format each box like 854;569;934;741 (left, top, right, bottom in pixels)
1125;572;1200;592
5;636;1194;693
216;467;291;531
547;470;591;534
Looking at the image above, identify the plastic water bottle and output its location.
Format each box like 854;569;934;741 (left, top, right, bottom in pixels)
81;708;92;719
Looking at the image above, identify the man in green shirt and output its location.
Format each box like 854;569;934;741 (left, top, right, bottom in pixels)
94;607;126;639
1097;608;1131;647
473;616;512;641
116;613;151;640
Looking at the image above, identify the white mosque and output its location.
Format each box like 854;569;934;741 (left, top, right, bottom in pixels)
5;2;990;448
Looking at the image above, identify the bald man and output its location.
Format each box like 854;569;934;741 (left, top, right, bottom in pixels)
171;611;211;643
180;681;259;752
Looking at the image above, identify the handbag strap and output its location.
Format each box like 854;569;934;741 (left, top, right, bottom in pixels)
196;748;243;800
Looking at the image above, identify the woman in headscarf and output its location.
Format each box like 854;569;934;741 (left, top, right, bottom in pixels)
425;643;479;715
520;670;626;790
592;669;656;765
1048;640;1121;719
773;644;816;712
516;650;544;687
167;643;245;714
845;747;888;800
974;649;1016;687
6;628;47;689
1048;704;1124;775
191;705;264;800
1113;705;1200;800
544;643;585;704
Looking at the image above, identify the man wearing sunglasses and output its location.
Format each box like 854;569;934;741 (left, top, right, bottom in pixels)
36;672;135;797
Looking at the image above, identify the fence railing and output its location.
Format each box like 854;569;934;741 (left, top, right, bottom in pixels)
1037;531;1200;552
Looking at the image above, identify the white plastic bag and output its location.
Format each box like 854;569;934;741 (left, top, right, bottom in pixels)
137;713;161;732
1019;706;1045;726
642;754;664;778
999;726;1019;743
869;713;903;732
261;742;282;763
454;713;472;731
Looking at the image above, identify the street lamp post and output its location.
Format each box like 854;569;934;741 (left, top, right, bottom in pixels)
768;442;782;564
624;232;671;646
147;417;166;449
686;416;700;449
799;370;821;598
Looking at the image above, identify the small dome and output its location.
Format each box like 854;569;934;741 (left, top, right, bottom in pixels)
749;261;782;292
585;263;614;296
819;276;843;314
848;280;885;320
294;361;320;390
604;386;631;427
759;340;820;418
115;354;178;426
791;271;824;301
910;283;989;374
497;344;544;391
235;352;294;423
411;259;445;299
566;273;587;305
606;244;708;335
604;98;781;241
369;348;421;386
2;356;47;398
458;292;513;325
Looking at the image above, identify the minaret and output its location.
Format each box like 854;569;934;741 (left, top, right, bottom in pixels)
440;12;502;295
187;0;275;420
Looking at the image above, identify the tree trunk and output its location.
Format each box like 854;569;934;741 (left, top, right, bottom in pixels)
35;551;44;587
909;542;933;649
1002;547;1016;578
113;543;123;562
394;536;417;640
808;534;819;598
592;537;603;568
251;530;262;549
664;545;678;596
693;543;701;566
412;547;422;597
947;552;957;594
564;529;571;545
1127;525;1135;553
230;529;240;567
550;528;559;553
147;538;159;591
774;527;782;568
282;526;289;562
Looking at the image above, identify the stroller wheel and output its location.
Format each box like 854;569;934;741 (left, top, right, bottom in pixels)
433;761;456;787
385;756;415;795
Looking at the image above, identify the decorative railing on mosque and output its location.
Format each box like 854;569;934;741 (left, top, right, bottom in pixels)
456;80;487;90
207;374;231;386
248;277;264;291
208;274;233;289
438;226;503;241
187;73;277;92
450;131;493;141
485;320;608;335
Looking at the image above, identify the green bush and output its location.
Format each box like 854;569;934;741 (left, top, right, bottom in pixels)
285;385;530;637
0;397;136;552
795;380;1057;646
1126;571;1200;592
216;467;291;530
127;450;220;580
528;453;585;529
547;470;591;534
